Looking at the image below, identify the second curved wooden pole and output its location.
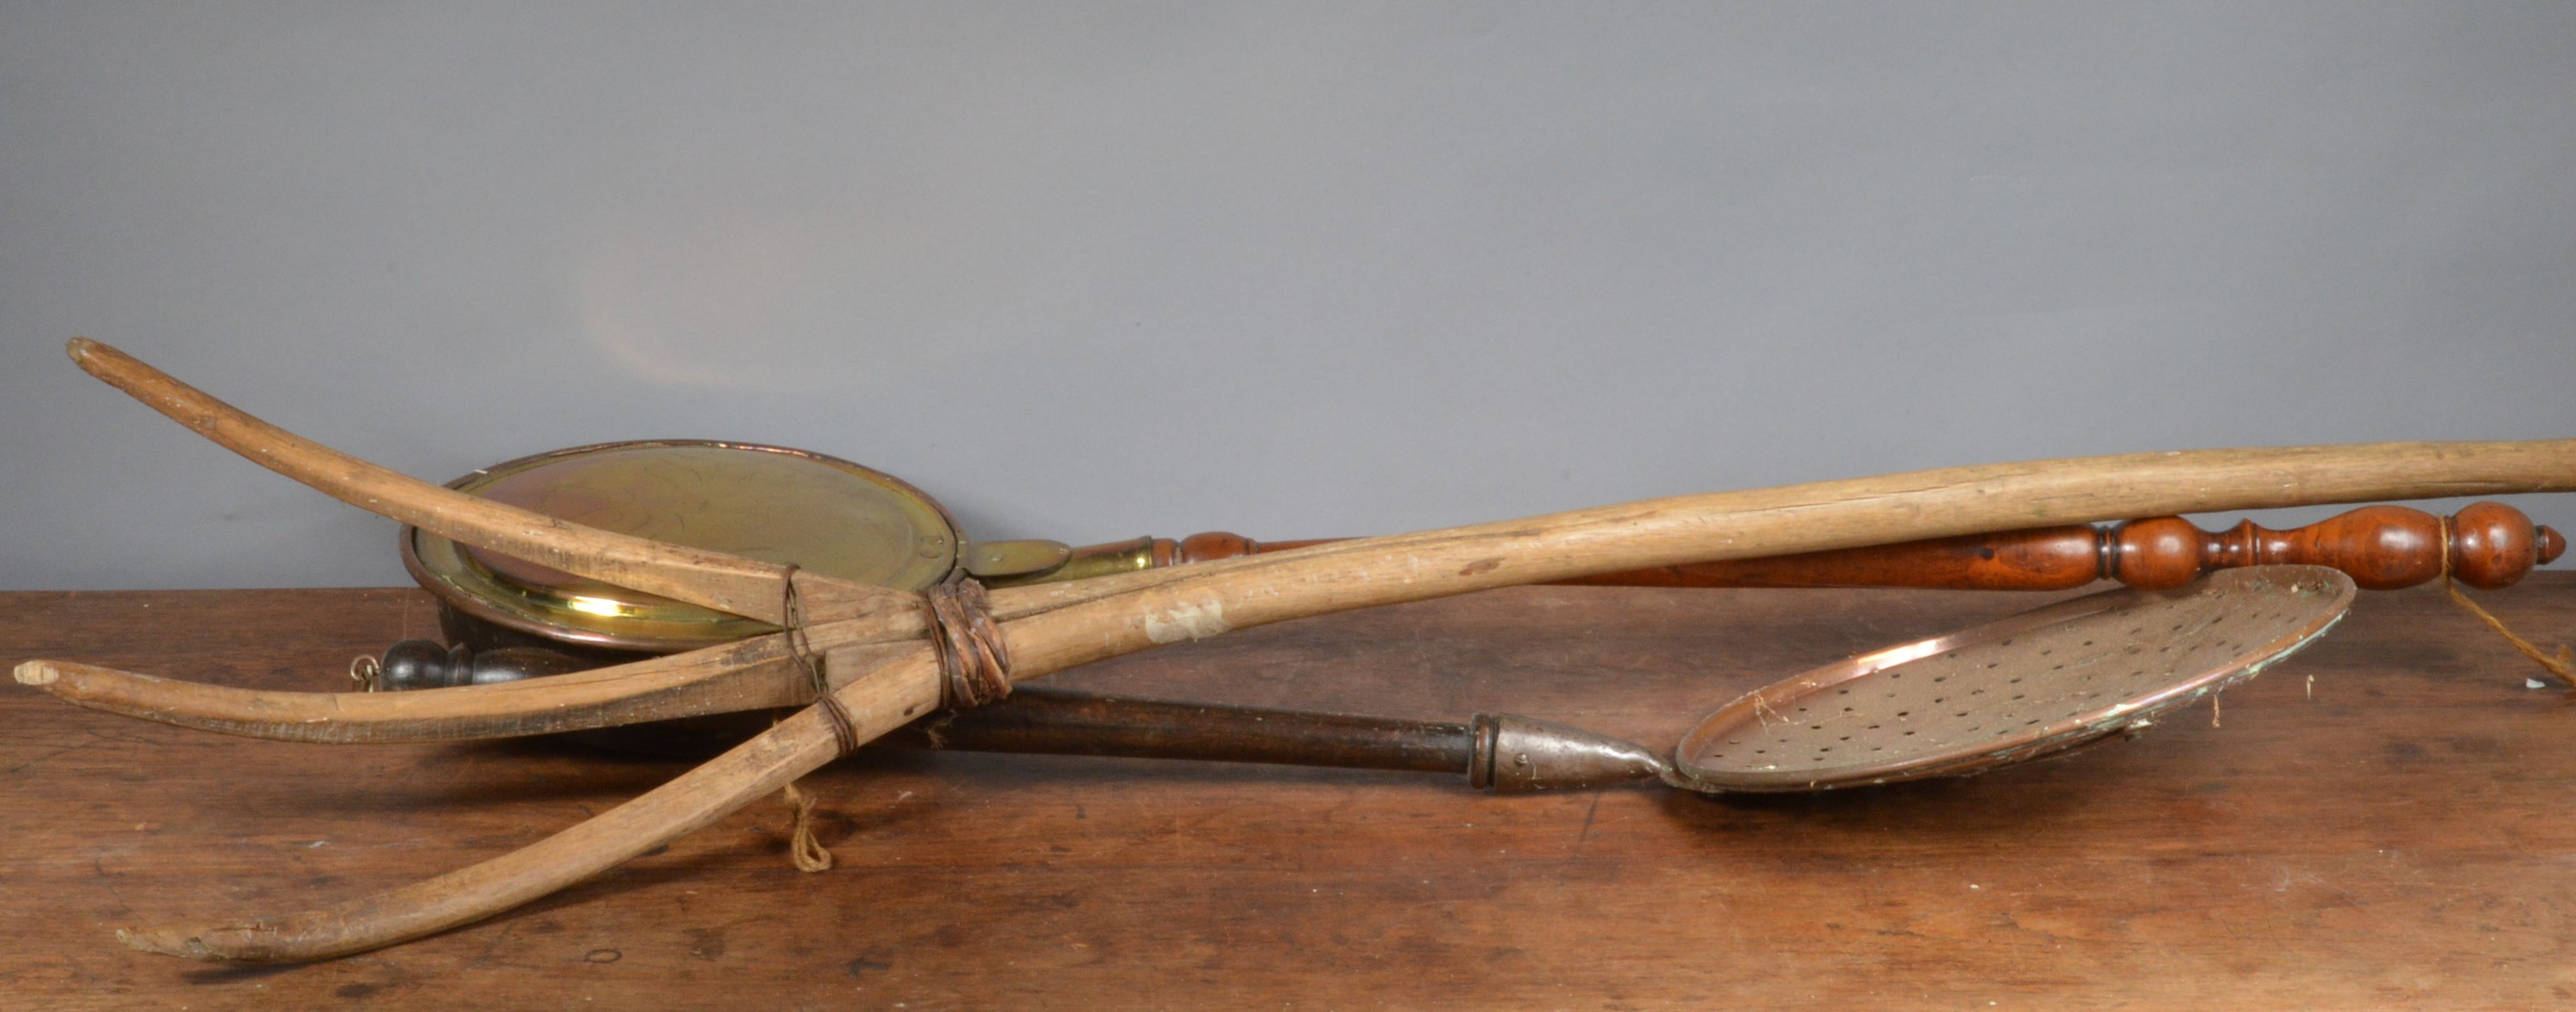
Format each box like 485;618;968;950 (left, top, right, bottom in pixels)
1076;501;2564;593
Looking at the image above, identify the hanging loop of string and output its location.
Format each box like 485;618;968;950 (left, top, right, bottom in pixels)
771;565;1015;872
2436;515;2576;686
780;780;833;873
775;563;859;871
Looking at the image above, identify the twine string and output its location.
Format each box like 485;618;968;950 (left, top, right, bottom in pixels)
772;566;1014;873
2445;579;2576;685
781;564;864;755
780;781;833;873
2435;515;2575;686
776;563;859;872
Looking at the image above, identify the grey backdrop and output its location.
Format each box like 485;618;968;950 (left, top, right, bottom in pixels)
4;3;2572;591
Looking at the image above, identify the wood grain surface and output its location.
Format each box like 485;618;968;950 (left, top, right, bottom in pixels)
4;578;2574;1009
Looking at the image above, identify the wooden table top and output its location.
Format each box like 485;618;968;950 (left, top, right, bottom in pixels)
4;578;2573;1009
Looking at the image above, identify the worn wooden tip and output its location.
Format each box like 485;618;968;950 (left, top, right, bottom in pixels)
116;926;223;961
2543;526;2567;566
118;918;332;962
12;661;59;686
64;338;126;383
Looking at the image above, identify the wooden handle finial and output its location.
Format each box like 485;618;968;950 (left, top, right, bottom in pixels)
2109;502;2553;590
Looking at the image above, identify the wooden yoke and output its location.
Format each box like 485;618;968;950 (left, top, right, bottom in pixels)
15;340;2576;963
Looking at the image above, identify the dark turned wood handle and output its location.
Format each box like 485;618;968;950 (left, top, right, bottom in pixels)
876;686;1473;774
1127;502;2563;593
375;639;1462;760
374;643;1669;790
374;640;1467;768
2106;501;2561;591
373;639;589;689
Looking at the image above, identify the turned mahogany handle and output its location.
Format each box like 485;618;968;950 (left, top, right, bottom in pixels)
1121;503;2561;593
2107;502;2559;591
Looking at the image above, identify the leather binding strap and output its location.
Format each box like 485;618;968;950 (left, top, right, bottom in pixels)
781;566;1015;760
925;572;1013;710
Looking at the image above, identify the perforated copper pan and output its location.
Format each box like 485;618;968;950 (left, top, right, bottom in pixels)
1671;566;2357;793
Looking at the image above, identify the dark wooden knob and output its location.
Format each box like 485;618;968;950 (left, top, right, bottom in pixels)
2454;500;2552;590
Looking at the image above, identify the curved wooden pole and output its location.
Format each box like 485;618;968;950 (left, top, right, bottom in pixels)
1129;503;2564;593
978;440;2576;632
27;447;2576;745
64;339;907;626
42;497;2561;748
12;626;848;742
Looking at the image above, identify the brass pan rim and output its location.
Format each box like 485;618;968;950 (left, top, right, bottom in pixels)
400;438;965;654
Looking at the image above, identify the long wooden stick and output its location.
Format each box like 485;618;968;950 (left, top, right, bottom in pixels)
21;341;2576;961
979;440;2576;655
1153;502;2564;591
28;500;2568;743
15;629;834;742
